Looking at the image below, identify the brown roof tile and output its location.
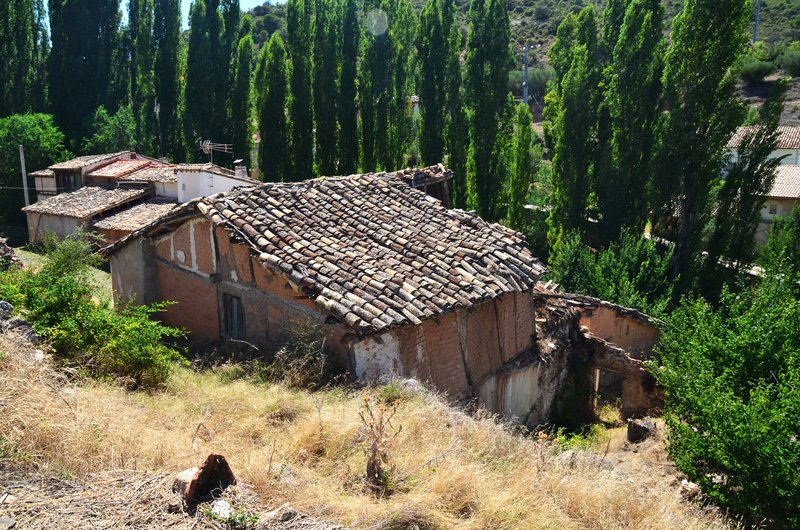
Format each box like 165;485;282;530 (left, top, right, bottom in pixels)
88;160;151;179
196;170;544;335
48;151;132;170
728;126;800;149
118;164;177;183
92;197;179;231
22;186;151;219
770;165;800;199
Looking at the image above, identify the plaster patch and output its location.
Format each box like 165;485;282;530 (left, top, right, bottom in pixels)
352;333;400;381
176;249;186;264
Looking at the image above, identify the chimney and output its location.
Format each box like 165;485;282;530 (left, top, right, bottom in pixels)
234;165;249;180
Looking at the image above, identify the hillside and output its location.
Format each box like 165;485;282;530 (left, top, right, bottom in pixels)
0;328;731;529
249;0;799;57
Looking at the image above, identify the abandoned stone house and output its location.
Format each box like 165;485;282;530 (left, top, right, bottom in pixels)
23;151;256;244
104;165;661;423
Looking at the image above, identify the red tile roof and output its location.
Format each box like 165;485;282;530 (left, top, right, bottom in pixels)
770;165;800;199
22;186;151;219
728;126;800;149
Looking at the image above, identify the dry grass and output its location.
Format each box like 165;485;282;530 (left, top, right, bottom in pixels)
0;332;732;529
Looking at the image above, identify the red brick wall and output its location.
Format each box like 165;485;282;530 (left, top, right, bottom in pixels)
155;261;220;340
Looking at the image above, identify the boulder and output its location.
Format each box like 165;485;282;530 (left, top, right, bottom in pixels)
627;416;657;443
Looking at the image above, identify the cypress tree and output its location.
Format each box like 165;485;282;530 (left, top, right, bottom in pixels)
231;34;254;167
0;0;34;116
184;0;214;148
258;33;290;182
48;0;121;142
359;0;389;171
221;0;241;144
153;0;181;159
653;0;749;287
417;0;447;166
443;0;467;208
386;0;415;170
313;0;339;175
287;0;314;179
337;0;359;174
131;0;158;155
464;0;512;219
599;0;663;243
507;103;535;232
30;0;49;112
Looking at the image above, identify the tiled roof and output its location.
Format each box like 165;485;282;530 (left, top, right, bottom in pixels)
118;164;177;183
92;197;179;231
48;151;131;170
196;169;545;335
770;165;800;199
28;169;54;178
88;160;151;179
176;163;257;183
22;186;151;219
728;126;800;149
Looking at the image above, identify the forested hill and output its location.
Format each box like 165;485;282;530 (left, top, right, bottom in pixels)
250;0;800;53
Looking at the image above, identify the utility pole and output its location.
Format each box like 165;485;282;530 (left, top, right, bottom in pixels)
19;145;30;207
753;0;762;43
522;44;529;105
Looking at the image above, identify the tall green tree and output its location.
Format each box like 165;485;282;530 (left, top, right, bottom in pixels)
130;0;158;155
153;0;181;159
0;0;34;117
337;0;359;174
417;0;447;166
287;0;314;179
507;104;535;232
231;34;254;167
385;0;416;170
359;0;389;171
599;0;663;243
464;0;513;219
81;105;136;154
184;0;214;148
258;33;290;183
544;8;600;249
0;114;70;224
705;79;788;279
313;0;339;175
220;0;241;144
29;0;50;112
443;0;467;208
760;206;800;279
652;0;750;289
600;0;627;59
48;0;121;142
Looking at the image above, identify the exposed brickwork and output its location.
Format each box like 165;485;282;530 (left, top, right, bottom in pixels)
192;219;215;275
420;313;470;398
156;262;220;340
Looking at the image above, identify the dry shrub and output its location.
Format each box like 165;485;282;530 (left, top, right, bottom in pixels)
0;340;733;529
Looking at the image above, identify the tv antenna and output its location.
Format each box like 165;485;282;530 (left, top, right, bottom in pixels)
200;140;233;165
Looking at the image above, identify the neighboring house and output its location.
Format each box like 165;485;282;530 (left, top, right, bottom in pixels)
727;125;800;165
756;164;800;244
103;166;662;422
24;152;256;243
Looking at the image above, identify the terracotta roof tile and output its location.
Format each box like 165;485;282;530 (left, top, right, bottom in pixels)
728;126;800;149
22;186;151;219
196;169;544;335
48;151;132;170
88;160;151;179
92;197;179;231
770;165;800;199
119;164;177;183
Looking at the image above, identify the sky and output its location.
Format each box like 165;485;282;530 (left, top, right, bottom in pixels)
179;0;274;28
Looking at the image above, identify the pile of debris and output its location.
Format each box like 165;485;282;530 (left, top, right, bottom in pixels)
0;240;19;272
0;302;37;345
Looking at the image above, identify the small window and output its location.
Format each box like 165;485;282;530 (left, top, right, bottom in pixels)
769;204;778;215
222;293;245;338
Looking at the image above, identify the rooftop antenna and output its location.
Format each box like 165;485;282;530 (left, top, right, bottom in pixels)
200;140;233;165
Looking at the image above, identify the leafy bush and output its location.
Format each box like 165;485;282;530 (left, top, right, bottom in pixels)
0;234;185;387
81;105;135;154
654;272;800;526
547;230;674;316
778;49;800;77
759;206;800;280
740;57;773;83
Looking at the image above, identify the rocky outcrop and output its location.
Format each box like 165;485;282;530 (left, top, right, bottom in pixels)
0;302;38;344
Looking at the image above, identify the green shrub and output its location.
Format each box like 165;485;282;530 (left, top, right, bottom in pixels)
740;57;773;83
547;230;674;316
0;234;185;388
778;49;800;76
653;272;800;526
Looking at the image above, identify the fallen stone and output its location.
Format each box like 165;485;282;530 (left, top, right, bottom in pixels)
172;454;237;505
0;493;15;504
0;516;15;530
0;301;12;320
627;416;657;443
680;479;701;499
